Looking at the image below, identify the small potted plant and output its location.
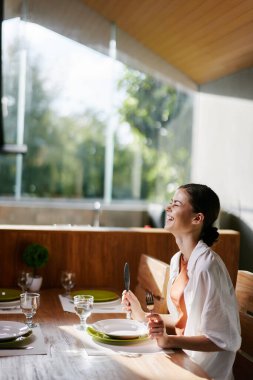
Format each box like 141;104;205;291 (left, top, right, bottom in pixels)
22;243;49;291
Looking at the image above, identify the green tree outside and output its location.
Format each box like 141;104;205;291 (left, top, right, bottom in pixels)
1;41;192;202
115;69;193;201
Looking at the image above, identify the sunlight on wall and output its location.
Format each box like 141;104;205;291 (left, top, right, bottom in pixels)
192;92;253;229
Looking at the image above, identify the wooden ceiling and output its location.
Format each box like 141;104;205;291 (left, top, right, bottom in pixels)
82;0;253;85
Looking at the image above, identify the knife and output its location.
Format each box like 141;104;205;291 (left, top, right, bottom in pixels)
124;262;130;291
124;262;131;319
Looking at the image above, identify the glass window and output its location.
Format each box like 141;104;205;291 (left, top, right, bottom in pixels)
2;9;193;204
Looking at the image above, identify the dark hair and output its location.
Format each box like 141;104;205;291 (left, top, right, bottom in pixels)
179;183;220;246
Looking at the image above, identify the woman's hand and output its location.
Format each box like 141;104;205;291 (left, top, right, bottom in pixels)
146;313;171;348
121;290;146;321
147;314;223;351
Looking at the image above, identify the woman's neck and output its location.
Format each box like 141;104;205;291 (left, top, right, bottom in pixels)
175;234;199;261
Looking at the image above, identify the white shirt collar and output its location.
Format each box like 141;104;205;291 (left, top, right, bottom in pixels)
170;240;209;279
187;240;209;277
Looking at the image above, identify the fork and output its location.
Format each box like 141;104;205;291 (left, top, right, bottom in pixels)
145;291;154;313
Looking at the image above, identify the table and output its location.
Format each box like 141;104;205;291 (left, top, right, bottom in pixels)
0;289;210;380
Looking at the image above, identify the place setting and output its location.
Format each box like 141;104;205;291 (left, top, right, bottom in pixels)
58;270;123;314
0;321;34;350
0;288;22;314
0;272;34;314
86;318;150;345
60;263;172;356
0;292;47;357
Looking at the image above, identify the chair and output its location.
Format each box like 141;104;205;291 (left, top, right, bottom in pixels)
233;270;253;379
134;254;170;314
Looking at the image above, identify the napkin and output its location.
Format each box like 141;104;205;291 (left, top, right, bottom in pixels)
0;306;22;314
0;324;47;357
58;295;125;314
59;325;173;356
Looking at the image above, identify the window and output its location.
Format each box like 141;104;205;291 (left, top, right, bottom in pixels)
1;2;193;204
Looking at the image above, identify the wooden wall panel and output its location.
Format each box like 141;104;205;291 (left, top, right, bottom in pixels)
0;228;239;291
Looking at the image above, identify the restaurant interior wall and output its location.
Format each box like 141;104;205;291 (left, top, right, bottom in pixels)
192;67;253;272
0;200;150;227
1;0;193;225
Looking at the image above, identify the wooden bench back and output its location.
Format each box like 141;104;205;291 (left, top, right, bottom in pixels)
235;270;253;356
134;254;170;314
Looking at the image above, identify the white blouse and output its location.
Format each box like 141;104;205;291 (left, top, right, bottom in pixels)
167;240;241;380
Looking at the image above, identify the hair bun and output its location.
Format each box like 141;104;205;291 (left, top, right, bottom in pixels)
201;226;219;247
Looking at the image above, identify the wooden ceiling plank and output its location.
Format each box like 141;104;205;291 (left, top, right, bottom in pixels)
105;2;248;72
82;0;119;16
107;0;191;42
152;0;229;50
114;1;168;38
162;15;250;62
150;0;249;52
182;37;253;83
83;0;167;40
84;0;210;49
169;4;253;62
191;47;253;76
81;0;253;84
137;0;212;48
191;52;253;84
187;41;253;76
178;20;253;70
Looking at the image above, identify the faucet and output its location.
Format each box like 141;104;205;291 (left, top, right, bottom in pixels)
93;201;101;227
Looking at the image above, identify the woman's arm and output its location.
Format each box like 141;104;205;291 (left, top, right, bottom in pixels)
156;333;223;352
147;313;223;352
122;291;175;329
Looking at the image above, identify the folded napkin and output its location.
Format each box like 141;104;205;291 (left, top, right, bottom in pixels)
59;295;125;314
59;325;173;356
0;303;22;314
0;324;47;357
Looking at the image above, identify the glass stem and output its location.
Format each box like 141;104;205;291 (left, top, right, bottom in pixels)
80;317;87;330
26;315;33;328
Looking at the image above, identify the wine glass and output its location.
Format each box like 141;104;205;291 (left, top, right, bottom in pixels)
20;292;40;328
61;271;76;298
74;295;94;330
17;271;33;292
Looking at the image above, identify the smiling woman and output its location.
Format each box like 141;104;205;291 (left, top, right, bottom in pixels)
122;184;241;380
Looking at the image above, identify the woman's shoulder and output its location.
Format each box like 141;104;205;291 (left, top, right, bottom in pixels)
194;247;230;280
190;243;225;272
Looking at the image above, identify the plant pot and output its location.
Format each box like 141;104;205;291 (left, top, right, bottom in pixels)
29;276;43;292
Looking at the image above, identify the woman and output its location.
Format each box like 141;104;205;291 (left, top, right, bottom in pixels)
122;183;241;380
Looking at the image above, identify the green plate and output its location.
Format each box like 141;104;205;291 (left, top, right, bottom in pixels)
0;330;33;348
87;326;149;345
71;290;119;303
0;289;21;302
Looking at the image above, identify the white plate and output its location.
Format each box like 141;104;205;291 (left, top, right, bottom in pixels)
0;321;30;341
93;299;121;307
92;319;148;339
